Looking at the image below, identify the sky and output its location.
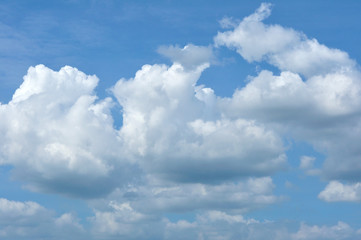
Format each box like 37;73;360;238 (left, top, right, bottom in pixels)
1;0;361;239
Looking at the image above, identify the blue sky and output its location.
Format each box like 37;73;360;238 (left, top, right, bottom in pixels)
1;1;361;239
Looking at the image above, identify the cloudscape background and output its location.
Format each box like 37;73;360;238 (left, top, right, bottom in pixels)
1;0;361;239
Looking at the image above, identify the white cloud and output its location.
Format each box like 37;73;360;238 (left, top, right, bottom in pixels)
157;44;214;70
0;47;287;203
0;65;129;198
215;3;355;78
0;198;86;240
243;3;272;22
292;222;355;240
199;210;258;224
214;3;361;183
1;198;360;240
319;181;361;202
113;61;286;183
95;177;280;215
219;69;361;182
0;198;48;219
90;201;164;239
219;17;239;29
300;156;316;169
163;212;361;240
0;46;286;224
299;156;321;176
1;3;361;240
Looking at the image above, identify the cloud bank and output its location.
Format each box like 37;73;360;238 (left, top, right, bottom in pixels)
215;3;361;187
1;2;361;239
1;197;360;240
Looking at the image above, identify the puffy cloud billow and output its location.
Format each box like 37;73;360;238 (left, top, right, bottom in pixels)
0;65;130;198
0;198;86;240
1;197;361;240
0;47;287;204
319;181;361;202
215;3;361;189
113;58;286;183
1;2;361;239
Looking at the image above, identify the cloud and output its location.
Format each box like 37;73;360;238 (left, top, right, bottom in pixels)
243;2;273;22
91;176;280;215
157;44;214;70
299;156;316;169
219;17;239;29
0;65;131;198
299;156;320;176
89;201;164;239
1;197;359;240
219;69;361;182
2;197;359;240
318;181;361;202
214;3;361;183
292;221;355;240
1;3;361;239
113;61;286;183
0;45;287;203
163;212;361;240
0;198;85;240
215;3;355;78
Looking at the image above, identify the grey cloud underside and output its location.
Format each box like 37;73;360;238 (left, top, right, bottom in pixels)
96;177;279;214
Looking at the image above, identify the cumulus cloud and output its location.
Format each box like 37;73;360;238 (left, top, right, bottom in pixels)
0;198;85;240
112;61;286;183
157;44;214;70
86;176;284;239
90;201;163;239
215;3;361;183
219;69;361;182
318;181;361;202
2;3;361;239
215;3;355;78
292;221;356;240
91;176;280;216
0;45;287;206
164;212;361;240
0;65;130;198
2;197;359;240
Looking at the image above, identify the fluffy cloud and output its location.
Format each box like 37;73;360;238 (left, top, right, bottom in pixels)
214;3;355;78
1;3;361;239
90;201;164;239
0;198;85;240
90;176;280;216
0;46;287;203
2;197;359;240
157;44;214;70
86;176;283;239
0;65;129;198
165;212;361;240
319;181;361;202
113;62;286;183
292;221;356;240
165;214;361;240
214;3;361;185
